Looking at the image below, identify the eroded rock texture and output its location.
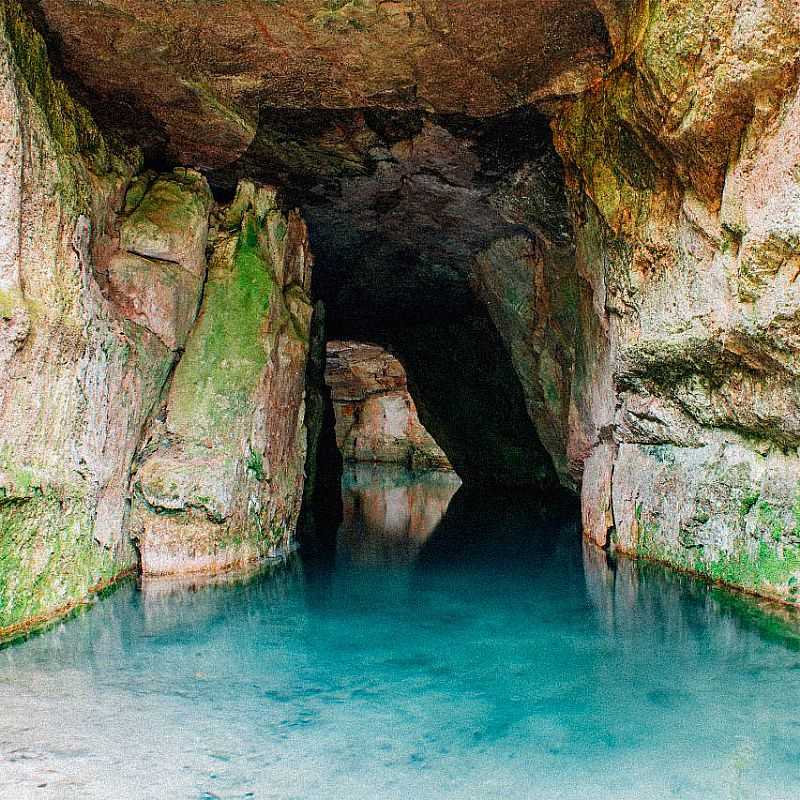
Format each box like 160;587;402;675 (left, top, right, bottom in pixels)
0;5;316;632
551;0;800;603
4;0;800;611
29;0;626;168
1;2;157;631
131;182;314;576
325;340;451;470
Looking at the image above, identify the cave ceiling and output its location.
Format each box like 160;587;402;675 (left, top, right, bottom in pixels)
25;0;619;334
28;0;629;168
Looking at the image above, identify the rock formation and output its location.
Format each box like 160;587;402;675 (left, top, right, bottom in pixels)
130;181;314;576
550;0;800;604
0;4;314;634
325;340;451;470
2;0;800;630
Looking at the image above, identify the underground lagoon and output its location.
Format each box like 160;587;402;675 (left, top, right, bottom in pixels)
2;1;800;797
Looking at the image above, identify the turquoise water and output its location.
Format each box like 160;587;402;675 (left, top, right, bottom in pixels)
2;466;800;799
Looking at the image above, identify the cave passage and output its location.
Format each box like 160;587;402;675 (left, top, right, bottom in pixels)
6;3;800;796
207;104;573;495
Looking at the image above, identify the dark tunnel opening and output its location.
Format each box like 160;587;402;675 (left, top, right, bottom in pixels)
206;104;575;539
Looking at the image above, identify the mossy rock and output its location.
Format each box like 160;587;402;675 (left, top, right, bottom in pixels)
0;491;128;631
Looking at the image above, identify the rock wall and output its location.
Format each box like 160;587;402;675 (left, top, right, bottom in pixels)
325;341;451;471
131;182;314;576
547;0;800;604
4;0;800;616
0;4;315;634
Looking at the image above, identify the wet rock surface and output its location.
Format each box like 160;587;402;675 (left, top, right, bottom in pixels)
551;0;800;602
131;182;315;576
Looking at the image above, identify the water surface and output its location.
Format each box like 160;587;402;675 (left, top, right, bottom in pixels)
2;466;800;799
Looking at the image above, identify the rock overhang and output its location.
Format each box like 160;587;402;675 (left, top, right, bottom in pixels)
28;0;629;169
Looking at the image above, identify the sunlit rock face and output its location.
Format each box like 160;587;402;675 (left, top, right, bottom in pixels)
325;341;451;471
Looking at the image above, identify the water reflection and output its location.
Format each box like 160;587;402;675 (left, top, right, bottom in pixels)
3;474;800;799
583;538;800;650
336;464;462;566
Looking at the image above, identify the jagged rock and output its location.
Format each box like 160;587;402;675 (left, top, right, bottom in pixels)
325;340;451;471
550;0;800;601
0;4;192;632
131;181;314;577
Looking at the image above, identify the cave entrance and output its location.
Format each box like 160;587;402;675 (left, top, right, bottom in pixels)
207;105;576;535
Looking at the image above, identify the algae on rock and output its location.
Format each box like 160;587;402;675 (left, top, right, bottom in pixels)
132;182;315;576
0;2;216;635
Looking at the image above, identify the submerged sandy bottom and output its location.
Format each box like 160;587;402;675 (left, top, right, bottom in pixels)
2;468;800;799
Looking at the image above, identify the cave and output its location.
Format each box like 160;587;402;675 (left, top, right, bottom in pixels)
2;2;800;795
206;103;572;495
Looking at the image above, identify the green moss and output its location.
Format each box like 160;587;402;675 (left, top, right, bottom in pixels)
181;80;254;133
169;216;274;441
0;1;129;179
123;171;210;240
312;0;368;31
635;505;800;601
556;279;580;327
246;449;266;482
701;542;800;595
542;376;560;409
0;2;136;218
755;499;785;543
123;173;155;214
740;490;760;516
0;491;124;631
0;288;21;321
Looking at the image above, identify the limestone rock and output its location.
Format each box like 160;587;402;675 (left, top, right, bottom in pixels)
325;340;452;471
105;252;203;351
550;0;800;601
0;4;206;632
33;0;624;167
118;170;212;276
131;182;315;577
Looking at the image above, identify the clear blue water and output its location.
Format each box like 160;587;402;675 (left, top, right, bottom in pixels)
2;465;800;799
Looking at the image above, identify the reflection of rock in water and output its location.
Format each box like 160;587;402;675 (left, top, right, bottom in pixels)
137;555;305;634
582;538;800;650
337;464;462;566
